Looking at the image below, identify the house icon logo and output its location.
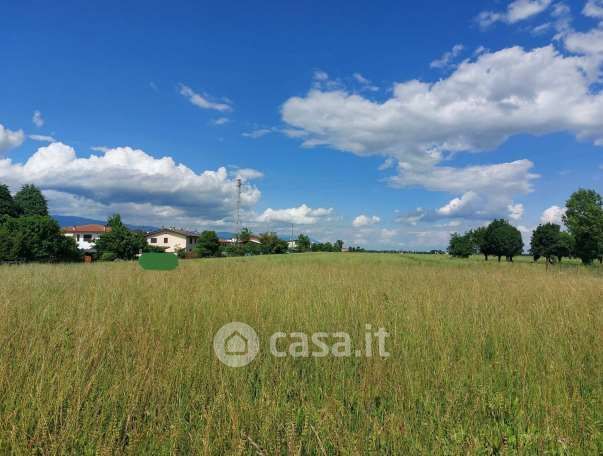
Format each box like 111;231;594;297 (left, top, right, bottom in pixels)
213;322;259;367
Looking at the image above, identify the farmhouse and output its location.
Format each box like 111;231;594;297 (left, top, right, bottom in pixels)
62;224;111;251
145;228;199;253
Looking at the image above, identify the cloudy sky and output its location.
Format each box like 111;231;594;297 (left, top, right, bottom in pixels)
1;0;602;249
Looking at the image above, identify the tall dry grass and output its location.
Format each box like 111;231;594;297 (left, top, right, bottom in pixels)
0;254;601;454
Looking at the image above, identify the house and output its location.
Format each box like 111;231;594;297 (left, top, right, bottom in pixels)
62;224;111;251
145;228;199;253
219;235;262;245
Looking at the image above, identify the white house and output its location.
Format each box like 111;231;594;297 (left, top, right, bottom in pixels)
62;224;111;251
145;228;199;253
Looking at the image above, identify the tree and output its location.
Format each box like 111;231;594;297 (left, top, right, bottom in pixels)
469;226;489;260
238;227;252;243
334;240;344;252
485;219;523;262
447;232;475;258
258;232;288;254
296;234;311;252
195;231;221;257
563;189;603;265
14;184;48;216
0;215;79;262
0;184;18;218
94;214;146;260
530;223;562;263
556;232;574;263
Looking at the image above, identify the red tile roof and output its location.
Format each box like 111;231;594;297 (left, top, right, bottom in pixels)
62;224;111;234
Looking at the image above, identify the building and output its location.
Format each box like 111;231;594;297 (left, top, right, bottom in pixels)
145;228;199;253
219;235;262;245
62;224;111;251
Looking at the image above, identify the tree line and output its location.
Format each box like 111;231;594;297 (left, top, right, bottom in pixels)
448;189;603;265
0;184;79;262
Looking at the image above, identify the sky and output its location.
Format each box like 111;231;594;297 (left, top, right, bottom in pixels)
1;0;602;249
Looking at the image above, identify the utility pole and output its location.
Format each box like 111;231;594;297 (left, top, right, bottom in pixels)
235;178;242;246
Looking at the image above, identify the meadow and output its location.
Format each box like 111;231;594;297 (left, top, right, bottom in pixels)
0;253;601;454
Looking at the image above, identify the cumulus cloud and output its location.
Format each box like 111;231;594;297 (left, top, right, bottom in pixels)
540;205;566;224
0;142;262;224
256;204;333;225
507;203;524;220
179;84;232;112
32;110;44;127
477;0;553;28
352;214;381;227
282;44;603;219
283;46;603;163
564;28;603;55
0;123;25;153
583;0;603;18
430;44;464;69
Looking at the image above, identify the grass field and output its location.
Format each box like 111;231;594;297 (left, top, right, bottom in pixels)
0;253;601;454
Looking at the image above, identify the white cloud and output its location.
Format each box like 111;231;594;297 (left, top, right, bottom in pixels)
0;142;262;223
242;128;273;139
437;191;480;217
0;123;25;153
430;44;464;69
540;205;566;224
179;84;232;112
564;28;603;55
283;46;603;164
477;0;553;28
257;204;333;225
282;44;603;219
353;73;379;91
234;168;264;181
507;203;524;220
29;134;56;143
583;0;603;18
32;110;44;127
212;117;230;125
313;70;329;81
352;214;381;227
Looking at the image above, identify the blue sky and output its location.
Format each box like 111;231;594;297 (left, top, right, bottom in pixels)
1;0;602;249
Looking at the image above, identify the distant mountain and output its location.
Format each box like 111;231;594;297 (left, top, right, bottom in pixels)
52;215;158;233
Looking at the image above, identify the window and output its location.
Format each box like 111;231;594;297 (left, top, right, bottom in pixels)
83;234;92;241
150;238;157;244
164;238;169;244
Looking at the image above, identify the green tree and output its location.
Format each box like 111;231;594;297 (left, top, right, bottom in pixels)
334;240;344;252
14;184;48;216
556;232;574;263
447;232;475;258
296;234;311;252
0;215;79;262
238;227;252;243
530;223;562;263
485;219;524;262
95;214;146;260
0;184;18;218
195;231;221;257
469;226;489;260
258;232;288;254
563;189;603;265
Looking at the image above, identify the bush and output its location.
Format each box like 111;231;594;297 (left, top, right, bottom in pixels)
100;252;117;262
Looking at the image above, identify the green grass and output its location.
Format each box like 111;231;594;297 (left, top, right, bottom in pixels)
0;253;601;454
